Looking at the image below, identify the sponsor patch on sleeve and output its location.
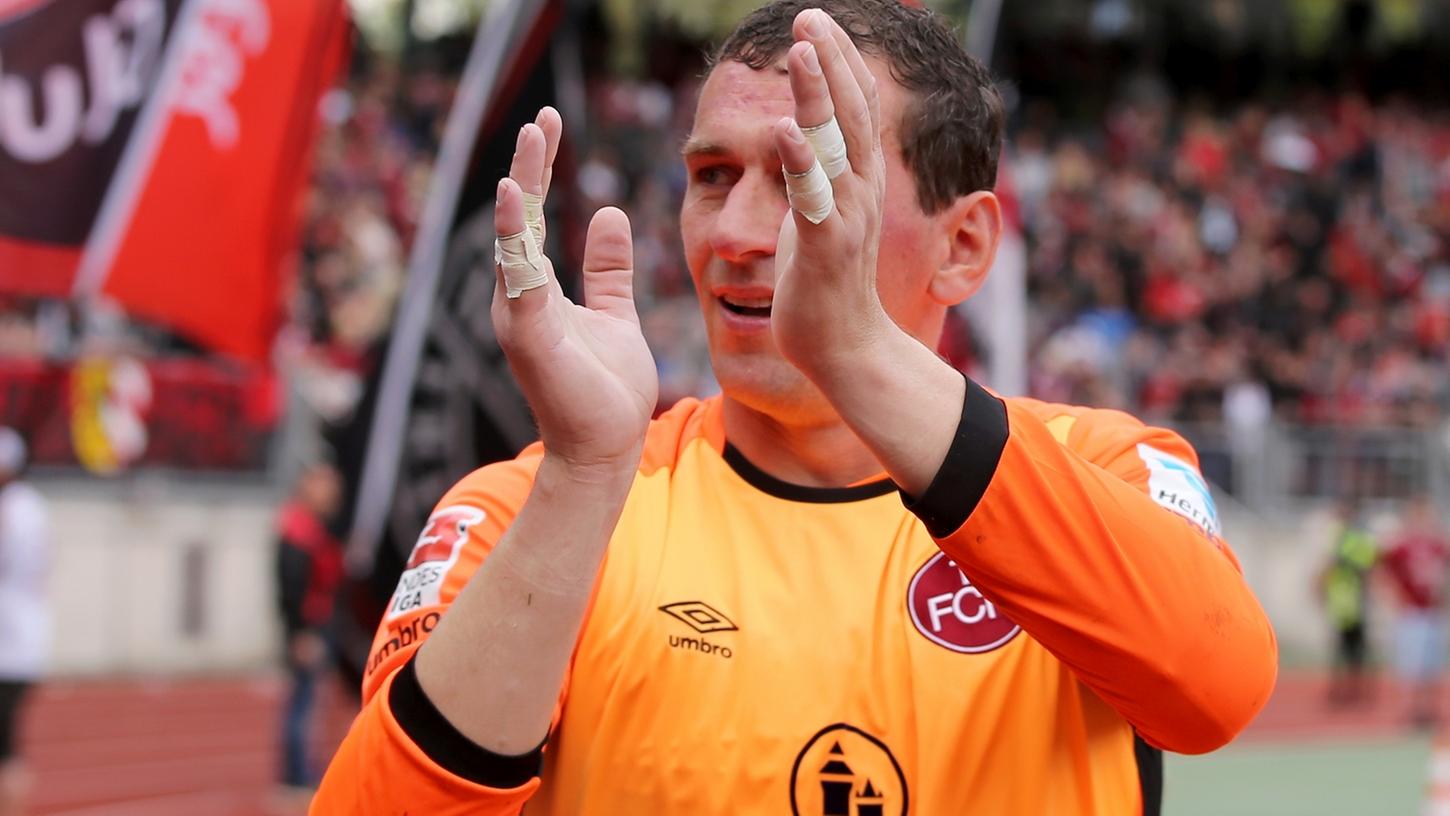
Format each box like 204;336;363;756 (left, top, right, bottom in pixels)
1137;443;1221;537
385;505;485;620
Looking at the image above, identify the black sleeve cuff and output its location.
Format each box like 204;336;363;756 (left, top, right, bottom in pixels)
900;376;1010;538
388;655;546;789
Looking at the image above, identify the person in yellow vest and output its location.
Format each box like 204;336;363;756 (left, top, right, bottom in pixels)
314;2;1278;813
1321;498;1378;707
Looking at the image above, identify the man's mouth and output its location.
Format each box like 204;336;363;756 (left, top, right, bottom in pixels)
719;294;772;318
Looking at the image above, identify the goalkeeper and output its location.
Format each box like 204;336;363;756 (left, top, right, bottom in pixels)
315;2;1277;813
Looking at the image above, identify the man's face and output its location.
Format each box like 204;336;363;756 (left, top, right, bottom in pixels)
301;465;341;516
680;58;945;419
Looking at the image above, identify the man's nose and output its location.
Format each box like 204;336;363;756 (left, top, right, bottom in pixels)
709;170;787;264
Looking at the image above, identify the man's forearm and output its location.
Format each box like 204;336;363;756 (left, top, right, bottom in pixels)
412;451;636;756
805;325;966;498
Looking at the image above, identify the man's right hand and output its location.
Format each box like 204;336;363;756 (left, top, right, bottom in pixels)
492;108;658;474
289;630;326;670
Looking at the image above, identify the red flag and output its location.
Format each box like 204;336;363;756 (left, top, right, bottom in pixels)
92;0;348;361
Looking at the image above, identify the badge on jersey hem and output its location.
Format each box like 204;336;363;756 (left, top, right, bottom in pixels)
791;723;907;816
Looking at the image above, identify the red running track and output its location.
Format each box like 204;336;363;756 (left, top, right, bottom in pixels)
21;673;354;816
13;669;1439;814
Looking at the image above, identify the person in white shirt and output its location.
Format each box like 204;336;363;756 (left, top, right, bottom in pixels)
0;428;47;816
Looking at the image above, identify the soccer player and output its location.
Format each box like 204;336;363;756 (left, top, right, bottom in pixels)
314;2;1277;813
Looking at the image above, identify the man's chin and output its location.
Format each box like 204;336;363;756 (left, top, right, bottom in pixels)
711;353;830;418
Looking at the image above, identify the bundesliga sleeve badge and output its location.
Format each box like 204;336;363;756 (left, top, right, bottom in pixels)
385;506;485;620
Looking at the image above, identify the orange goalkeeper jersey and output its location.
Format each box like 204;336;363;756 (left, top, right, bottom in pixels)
315;380;1277;815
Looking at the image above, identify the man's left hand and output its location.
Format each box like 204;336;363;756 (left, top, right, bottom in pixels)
770;8;894;380
768;8;968;498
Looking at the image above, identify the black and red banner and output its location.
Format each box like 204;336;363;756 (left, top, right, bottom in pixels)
0;0;348;362
0;0;186;287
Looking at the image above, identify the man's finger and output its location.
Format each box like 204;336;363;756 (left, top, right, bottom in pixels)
775;117;835;226
579;207;639;324
785;41;833;137
821;14;880;144
495;177;525;244
786;41;848;182
494;177;550;303
793;9;873;174
509;123;548;245
536;106;563;200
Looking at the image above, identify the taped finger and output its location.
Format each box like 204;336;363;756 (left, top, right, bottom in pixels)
784;159;834;225
522;190;545;244
801;117;849;179
496;228;547;298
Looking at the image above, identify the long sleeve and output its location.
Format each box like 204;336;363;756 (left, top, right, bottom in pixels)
313;448;570;815
905;381;1277;754
276;541;311;638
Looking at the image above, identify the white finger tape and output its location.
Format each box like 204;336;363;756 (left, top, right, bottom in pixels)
495;228;547;299
521;190;545;244
801;117;849;179
784;159;834;225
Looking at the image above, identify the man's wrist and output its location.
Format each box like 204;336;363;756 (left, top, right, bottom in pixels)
538;449;640;495
792;321;968;497
806;318;936;401
786;302;897;386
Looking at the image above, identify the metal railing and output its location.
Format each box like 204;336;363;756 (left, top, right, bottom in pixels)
1172;420;1450;511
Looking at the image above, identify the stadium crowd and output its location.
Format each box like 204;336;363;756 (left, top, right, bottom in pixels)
285;63;439;376
1019;89;1450;429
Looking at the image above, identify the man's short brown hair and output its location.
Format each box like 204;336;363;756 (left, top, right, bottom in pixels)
712;0;1004;215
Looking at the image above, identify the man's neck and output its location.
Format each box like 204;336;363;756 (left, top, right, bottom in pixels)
720;396;887;488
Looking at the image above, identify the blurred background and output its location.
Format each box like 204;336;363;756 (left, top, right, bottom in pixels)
0;0;1447;813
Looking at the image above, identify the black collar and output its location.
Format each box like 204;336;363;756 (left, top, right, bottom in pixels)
722;443;897;504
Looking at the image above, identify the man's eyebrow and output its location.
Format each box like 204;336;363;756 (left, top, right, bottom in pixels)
680;138;730;159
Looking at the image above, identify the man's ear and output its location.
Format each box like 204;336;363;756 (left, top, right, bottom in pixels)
929;191;1003;306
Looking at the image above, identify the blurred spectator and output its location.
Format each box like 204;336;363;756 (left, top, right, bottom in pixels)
1381;495;1450;728
275;462;344;793
0;428;48;816
1320;498;1378;707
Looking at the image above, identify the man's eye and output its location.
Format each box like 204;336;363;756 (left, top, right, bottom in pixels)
694;166;735;186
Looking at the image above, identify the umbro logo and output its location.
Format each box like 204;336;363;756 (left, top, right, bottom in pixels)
660;601;737;659
659;600;738;634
